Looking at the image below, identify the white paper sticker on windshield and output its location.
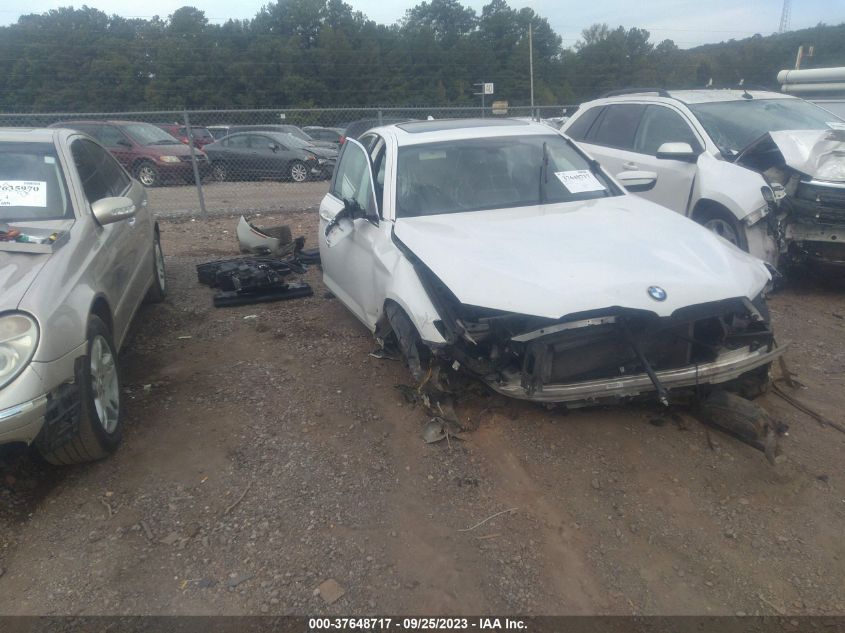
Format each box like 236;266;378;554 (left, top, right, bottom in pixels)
826;121;845;130
0;181;48;207
554;170;605;193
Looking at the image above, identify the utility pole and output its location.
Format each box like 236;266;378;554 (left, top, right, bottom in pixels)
529;23;535;120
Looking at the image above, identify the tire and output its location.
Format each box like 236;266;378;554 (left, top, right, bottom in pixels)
695;206;748;252
289;160;308;183
146;230;167;303
135;161;161;187
38;315;123;465
211;162;228;182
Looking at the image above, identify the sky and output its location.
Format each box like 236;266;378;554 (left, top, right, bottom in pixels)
1;0;844;48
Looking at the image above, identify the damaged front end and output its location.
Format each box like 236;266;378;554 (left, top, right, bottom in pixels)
737;129;845;272
392;241;784;408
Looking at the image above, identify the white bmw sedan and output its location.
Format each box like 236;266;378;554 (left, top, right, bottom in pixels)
318;119;783;407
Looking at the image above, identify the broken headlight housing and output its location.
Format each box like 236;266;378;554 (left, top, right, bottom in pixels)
0;312;39;390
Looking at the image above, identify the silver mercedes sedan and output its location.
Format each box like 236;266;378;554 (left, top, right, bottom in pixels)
0;127;166;464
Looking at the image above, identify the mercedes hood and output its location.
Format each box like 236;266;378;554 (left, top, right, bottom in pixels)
0;251;51;309
393;196;771;320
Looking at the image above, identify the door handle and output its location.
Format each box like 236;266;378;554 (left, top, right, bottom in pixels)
623;161;639;170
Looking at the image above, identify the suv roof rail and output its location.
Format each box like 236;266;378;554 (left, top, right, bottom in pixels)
599;88;672;98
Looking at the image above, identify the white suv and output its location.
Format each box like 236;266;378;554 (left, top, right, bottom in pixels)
561;89;845;271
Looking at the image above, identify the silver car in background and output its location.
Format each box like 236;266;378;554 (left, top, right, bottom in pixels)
0;128;166;464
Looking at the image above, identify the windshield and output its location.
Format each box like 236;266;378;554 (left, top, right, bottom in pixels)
688;98;843;155
123;123;182;145
396;135;616;218
0;142;71;222
280;126;313;142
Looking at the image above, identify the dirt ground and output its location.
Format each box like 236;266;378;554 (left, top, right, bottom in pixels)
0;210;843;616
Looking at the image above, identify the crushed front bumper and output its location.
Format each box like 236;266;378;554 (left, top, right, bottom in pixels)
488;344;786;404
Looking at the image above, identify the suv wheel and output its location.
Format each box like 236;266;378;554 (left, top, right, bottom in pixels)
135;161;161;187
696;207;748;252
146;230;167;303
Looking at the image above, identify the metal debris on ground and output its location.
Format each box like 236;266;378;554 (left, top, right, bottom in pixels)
422;417;463;444
693;390;788;465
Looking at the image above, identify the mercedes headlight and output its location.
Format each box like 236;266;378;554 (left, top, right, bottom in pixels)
159;155;182;163
0;313;39;389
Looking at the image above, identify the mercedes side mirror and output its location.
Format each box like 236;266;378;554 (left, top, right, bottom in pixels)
656;142;698;162
91;196;137;226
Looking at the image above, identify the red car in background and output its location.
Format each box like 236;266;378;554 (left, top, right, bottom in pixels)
157;123;215;150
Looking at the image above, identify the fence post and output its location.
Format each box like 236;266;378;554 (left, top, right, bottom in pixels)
182;109;207;219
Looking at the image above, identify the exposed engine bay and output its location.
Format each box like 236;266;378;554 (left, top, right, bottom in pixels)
736;128;845;270
385;251;783;409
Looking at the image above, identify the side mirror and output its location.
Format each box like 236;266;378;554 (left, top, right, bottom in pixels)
616;170;658;192
116;139;132;148
268;143;279;152
656;142;698;162
91;196;136;226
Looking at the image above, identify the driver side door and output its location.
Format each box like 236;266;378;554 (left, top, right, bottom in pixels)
318;138;382;328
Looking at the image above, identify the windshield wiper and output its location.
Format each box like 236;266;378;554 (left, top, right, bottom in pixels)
539;141;549;204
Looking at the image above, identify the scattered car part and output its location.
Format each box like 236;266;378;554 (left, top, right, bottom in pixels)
694;390;787;465
237;216;293;255
212;282;313;307
421;417;463;444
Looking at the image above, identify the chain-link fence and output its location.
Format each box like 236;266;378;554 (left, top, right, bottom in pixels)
0;105;575;216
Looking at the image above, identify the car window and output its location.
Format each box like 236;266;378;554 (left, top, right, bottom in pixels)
0;141;71;221
589;104;646;150
633;105;701;155
226;135;251;149
331;141;376;216
71;138;130;204
565;106;603;141
395;135;617;218
98;125;127;147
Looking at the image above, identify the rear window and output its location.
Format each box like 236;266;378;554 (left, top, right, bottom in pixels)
589;104;646;150
0;142;71;221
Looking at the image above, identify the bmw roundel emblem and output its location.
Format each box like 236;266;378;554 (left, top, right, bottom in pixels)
648;286;667;301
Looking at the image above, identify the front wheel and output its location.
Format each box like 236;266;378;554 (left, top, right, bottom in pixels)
135;161;161;187
289;161;308;183
146;230;167;303
695;207;748;252
211;162;228;182
38;315;124;465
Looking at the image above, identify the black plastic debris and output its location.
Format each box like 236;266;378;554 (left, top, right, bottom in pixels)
213;282;313;307
196;255;312;308
297;248;321;265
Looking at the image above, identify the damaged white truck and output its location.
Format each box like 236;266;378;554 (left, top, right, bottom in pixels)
318;119;784;410
561;89;845;273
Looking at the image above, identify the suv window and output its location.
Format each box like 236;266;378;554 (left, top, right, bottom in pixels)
98;125;127;147
589;104;646;150
71;139;130;204
633;106;701;155
565;106;603;141
331;141;376;216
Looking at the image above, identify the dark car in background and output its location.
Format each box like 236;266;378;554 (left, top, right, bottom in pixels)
156;123;215;149
49;120;209;187
203;131;335;182
225;125;336;149
302;126;345;146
